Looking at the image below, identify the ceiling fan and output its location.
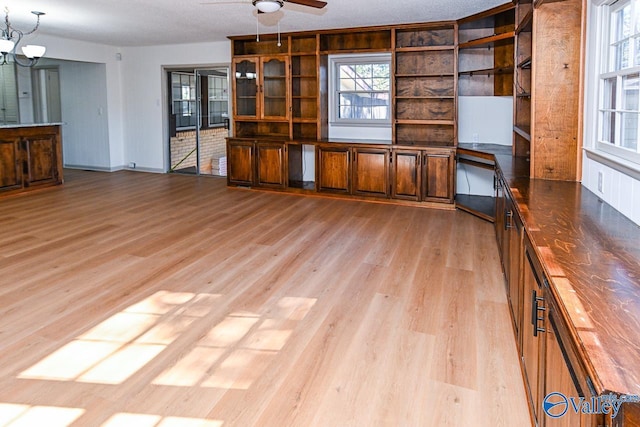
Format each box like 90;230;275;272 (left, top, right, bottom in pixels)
202;0;327;14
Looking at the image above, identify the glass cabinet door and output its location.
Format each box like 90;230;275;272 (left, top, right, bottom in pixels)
234;58;258;117
261;57;288;119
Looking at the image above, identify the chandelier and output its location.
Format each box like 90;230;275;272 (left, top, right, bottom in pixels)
0;7;46;67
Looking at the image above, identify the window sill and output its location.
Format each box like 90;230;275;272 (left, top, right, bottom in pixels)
584;147;640;181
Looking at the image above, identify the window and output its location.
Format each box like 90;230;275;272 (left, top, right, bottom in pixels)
330;54;391;125
597;0;640;164
208;74;229;127
171;72;196;129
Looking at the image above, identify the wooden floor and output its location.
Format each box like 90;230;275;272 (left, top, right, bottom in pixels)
0;170;531;427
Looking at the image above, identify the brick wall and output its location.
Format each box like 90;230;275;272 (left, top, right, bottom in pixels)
170;127;227;175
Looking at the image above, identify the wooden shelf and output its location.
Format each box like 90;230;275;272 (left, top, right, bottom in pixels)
395;119;455;125
395;45;455;52
514;125;531;141
458;31;516;49
395;73;455;78
458;66;514;77
518;57;532;69
516;9;533;33
395;95;456;99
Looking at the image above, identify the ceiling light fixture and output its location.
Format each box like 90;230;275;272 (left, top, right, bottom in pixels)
252;0;283;13
0;7;46;67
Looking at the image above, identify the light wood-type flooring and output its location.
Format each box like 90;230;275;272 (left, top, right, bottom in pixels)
0;170;531;427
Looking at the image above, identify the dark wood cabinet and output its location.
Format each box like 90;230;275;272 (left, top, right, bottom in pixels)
316;145;351;194
0;125;63;195
0;136;22;191
227;139;255;186
256;142;287;188
522;239;546;426
507;196;524;345
352;147;390;197
391;147;455;203
423;149;454;203
232;54;290;138
391;149;421;201
227;138;286;189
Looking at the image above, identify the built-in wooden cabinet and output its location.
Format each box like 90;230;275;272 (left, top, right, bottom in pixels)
291;35;321;140
513;0;584;180
514;0;533;158
390;147;455;203
232;54;290;138
256;141;287;188
316;144;351;194
393;23;457;146
227;138;255;186
391;149;422;201
522;237;546;426
227;138;286;189
0;125;63;196
352;147;390;197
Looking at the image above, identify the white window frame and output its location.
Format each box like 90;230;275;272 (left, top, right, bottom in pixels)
594;0;640;166
328;53;392;127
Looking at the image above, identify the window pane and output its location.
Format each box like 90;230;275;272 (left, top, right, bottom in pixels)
623;73;640;111
601;111;616;144
621;112;639;150
603;77;617;110
335;58;390;122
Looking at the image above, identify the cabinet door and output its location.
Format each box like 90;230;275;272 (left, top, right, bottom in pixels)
261;56;289;120
522;245;547;426
316;146;350;193
352;147;390;197
544;312;587;427
508;204;524;347
233;57;259;118
391;149;421;201
256;142;286;188
25;134;59;186
422;149;454;203
227;139;255;186
0;137;22;192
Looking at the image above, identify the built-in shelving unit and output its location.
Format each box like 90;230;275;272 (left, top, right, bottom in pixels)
393;23;457;147
514;0;533;158
291;34;320;140
457;4;515;97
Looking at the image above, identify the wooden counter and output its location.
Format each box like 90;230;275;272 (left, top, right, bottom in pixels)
0;124;63;196
459;143;640;424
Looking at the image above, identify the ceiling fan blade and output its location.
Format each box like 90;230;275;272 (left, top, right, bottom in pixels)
286;0;327;9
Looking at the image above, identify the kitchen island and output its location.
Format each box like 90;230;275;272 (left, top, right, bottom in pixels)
0;123;64;196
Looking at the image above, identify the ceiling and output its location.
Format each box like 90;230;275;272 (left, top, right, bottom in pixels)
4;0;508;47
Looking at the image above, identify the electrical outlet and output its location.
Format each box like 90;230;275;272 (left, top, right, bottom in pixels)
598;171;603;193
129;162;136;169
472;133;479;143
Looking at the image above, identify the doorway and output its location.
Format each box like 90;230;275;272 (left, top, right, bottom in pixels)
32;67;62;123
168;67;230;176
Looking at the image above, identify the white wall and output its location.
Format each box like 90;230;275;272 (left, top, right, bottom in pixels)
119;42;231;172
458;96;513;144
25;35;231;172
456;96;513;196
582;153;640;225
581;0;640;226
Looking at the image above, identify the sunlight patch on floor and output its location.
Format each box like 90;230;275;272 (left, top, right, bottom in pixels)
18;291;221;384
0;403;84;427
101;412;224;427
